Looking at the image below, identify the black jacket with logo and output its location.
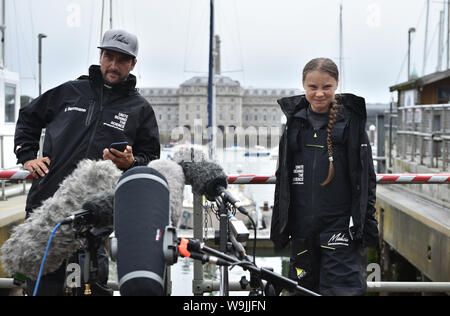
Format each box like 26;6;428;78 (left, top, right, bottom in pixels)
271;94;378;249
15;65;160;213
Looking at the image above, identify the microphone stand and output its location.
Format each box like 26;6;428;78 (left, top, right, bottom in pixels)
196;242;320;296
215;196;229;296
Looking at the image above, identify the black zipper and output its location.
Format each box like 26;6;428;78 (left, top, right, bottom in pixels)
85;100;96;126
85;86;104;157
311;141;318;224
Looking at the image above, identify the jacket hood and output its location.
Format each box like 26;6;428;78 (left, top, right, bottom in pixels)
78;65;138;96
277;93;367;120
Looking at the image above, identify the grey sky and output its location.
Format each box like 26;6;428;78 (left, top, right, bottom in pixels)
6;0;448;103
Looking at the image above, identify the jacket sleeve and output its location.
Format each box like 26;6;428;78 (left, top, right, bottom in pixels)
270;129;290;249
346;114;364;238
362;132;379;247
132;103;161;166
14;87;59;165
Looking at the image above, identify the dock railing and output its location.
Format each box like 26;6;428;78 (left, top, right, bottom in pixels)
385;103;450;171
187;174;450;295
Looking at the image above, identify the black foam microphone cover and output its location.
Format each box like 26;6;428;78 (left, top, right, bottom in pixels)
114;166;170;296
204;175;228;201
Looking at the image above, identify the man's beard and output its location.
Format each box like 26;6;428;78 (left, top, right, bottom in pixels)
103;70;128;86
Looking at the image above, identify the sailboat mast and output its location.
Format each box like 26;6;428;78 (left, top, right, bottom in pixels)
1;0;5;69
100;0;105;44
207;0;216;160
110;0;113;30
423;0;430;75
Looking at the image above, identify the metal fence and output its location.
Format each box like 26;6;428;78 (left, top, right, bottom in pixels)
388;104;450;171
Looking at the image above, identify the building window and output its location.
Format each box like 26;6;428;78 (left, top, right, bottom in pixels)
438;88;450;104
5;84;16;123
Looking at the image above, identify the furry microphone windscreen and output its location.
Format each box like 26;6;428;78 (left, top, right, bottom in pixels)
0;160;122;280
148;159;185;227
172;148;228;201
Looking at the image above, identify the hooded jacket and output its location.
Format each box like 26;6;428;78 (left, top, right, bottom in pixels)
271;94;378;249
15;65;160;213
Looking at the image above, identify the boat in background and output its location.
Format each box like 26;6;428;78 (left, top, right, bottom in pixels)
244;145;270;157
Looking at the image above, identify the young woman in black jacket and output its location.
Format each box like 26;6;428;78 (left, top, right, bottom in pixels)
271;58;378;295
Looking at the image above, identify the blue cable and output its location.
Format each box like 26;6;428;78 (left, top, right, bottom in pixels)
33;221;63;296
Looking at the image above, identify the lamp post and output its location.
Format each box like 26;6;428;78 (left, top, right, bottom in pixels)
38;33;47;96
408;27;416;80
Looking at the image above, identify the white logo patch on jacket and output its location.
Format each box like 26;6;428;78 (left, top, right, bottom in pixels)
292;164;304;185
327;233;349;247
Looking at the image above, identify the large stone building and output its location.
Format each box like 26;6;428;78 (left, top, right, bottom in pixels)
140;76;301;143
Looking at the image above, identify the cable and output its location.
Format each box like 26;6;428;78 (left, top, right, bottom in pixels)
231;204;256;265
32;221;63;296
245;212;257;265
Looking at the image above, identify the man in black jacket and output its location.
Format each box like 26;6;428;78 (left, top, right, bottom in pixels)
14;29;160;295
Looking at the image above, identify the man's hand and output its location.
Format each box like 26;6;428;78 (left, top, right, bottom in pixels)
23;157;51;179
103;145;135;169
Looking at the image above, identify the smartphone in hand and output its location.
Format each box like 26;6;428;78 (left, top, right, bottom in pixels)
109;142;128;156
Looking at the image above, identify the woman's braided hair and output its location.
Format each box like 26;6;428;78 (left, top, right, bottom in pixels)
302;58;341;186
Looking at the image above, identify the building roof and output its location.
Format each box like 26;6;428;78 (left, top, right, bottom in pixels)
389;69;450;92
180;76;240;86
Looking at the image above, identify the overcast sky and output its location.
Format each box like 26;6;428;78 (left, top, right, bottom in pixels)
6;0;449;103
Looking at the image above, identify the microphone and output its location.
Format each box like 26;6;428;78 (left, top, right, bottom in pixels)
114;166;170;296
173;148;228;201
0;160;122;280
148;159;185;227
177;238;230;266
173;149;248;216
61;189;115;228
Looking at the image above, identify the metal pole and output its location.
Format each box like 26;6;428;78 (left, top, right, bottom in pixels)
216;197;229;296
437;10;444;71
192;192;204;296
408;28;415;80
447;0;450;69
207;0;215;161
423;0;430;75
0;135;4;169
38;33;47;96
1;0;5;69
389;102;393;168
109;0;113;30
377;114;386;173
100;0;105;44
